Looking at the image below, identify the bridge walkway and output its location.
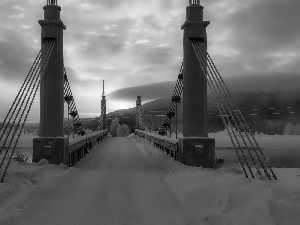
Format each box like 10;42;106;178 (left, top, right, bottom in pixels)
3;137;193;225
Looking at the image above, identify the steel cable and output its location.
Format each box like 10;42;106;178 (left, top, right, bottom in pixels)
159;62;184;135
1;40;55;182
196;41;270;178
203;44;277;179
191;39;276;179
63;70;83;133
0;40;53;163
192;40;255;177
193;40;262;177
192;40;264;178
191;40;254;178
0;46;45;146
0;41;51;156
0;50;42;139
197;41;275;179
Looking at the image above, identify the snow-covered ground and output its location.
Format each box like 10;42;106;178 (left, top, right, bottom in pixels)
0;135;299;225
133;135;300;224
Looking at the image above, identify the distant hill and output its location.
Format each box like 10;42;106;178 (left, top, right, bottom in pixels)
107;73;300;103
104;89;300;133
5;73;299;134
2;90;298;135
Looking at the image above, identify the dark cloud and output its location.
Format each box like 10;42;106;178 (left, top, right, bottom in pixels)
225;72;300;92
218;0;300;74
142;45;174;65
64;66;105;90
1;0;299;119
248;0;300;45
108;81;175;102
0;30;37;81
130;43;174;68
108;72;300;104
81;33;125;58
142;15;163;31
64;17;133;61
88;0;136;9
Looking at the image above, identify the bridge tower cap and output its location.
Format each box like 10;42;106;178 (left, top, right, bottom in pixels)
189;0;200;5
47;0;58;5
102;80;105;96
137;95;142;102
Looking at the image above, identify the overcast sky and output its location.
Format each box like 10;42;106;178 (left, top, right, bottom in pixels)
0;0;299;122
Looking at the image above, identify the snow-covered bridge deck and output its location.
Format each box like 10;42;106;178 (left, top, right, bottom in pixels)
1;137;191;225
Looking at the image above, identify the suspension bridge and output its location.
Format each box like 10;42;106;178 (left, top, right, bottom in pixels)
0;0;277;193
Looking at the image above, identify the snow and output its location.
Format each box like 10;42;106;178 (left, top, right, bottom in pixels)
0;161;68;219
166;168;300;225
69;130;107;145
0;135;299;224
134;136;300;225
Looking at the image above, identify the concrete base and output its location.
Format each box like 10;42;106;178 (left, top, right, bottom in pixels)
33;137;69;165
178;137;216;168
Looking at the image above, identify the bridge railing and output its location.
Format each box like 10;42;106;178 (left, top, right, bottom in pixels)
135;129;178;161
68;130;108;166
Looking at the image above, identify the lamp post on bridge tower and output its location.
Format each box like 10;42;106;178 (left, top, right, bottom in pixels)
33;0;69;165
178;0;216;167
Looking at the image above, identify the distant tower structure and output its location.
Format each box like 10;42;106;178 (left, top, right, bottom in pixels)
33;0;68;165
136;95;142;130
101;80;107;130
178;0;216;167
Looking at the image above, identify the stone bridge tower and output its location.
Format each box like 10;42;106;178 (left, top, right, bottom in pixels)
136;95;142;130
33;0;68;165
179;0;216;167
101;80;107;130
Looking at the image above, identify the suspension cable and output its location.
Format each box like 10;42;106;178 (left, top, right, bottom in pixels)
1;40;56;182
197;42;273;179
0;49;43;138
191;39;276;179
197;40;276;179
159;62;184;135
193;40;264;178
0;41;52;155
191;39;254;178
63;68;84;134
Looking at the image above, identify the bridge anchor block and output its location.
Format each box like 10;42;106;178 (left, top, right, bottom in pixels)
33;137;69;165
178;137;216;168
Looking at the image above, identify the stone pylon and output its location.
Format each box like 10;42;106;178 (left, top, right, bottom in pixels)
178;0;216;167
101;80;107;130
33;0;69;165
136;96;142;130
